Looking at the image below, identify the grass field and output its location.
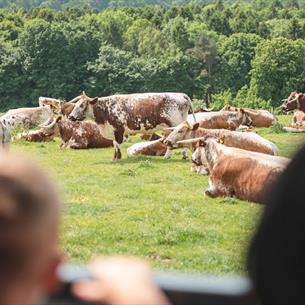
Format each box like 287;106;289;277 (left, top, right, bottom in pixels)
11;114;305;274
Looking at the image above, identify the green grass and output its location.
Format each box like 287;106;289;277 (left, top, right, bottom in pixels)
10;116;305;274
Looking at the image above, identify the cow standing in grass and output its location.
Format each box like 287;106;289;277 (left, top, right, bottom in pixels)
68;92;194;160
192;138;289;203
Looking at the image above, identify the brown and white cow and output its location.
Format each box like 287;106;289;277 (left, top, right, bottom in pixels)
68;92;193;160
15;129;55;142
164;121;278;160
192;138;289;203
39;97;65;113
1;106;53;130
127;138;167;157
281;92;305;112
187;110;252;129
221;105;276;127
40;116;113;149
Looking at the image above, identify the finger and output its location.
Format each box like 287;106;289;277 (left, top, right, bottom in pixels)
72;281;106;303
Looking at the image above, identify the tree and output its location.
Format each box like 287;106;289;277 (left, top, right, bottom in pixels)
248;38;305;107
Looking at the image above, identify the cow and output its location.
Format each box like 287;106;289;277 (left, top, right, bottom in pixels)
40;116;113;149
191;138;289;203
38;97;65;114
127;138;167;157
68;92;194;160
281;92;305;112
15;129;55;142
291;110;305;128
221;105;277;128
186;110;252;129
61;102;75;117
139;133;162;141
163;121;277;160
1;106;53;130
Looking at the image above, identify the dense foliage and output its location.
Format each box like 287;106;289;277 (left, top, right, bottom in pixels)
0;0;305;110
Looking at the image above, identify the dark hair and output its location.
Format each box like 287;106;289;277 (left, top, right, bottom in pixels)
248;144;305;304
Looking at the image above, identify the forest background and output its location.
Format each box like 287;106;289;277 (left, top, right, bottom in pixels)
0;0;304;111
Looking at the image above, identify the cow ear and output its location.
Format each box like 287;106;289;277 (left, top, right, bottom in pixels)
56;116;62;122
219;137;225;144
192;122;200;131
89;98;98;105
239;108;245;114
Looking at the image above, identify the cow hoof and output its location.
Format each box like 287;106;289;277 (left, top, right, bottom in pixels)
205;189;217;198
182;156;189;160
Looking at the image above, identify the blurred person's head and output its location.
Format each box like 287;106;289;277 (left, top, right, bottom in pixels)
0;155;62;305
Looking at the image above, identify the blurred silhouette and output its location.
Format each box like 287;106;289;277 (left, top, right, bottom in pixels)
248;144;305;304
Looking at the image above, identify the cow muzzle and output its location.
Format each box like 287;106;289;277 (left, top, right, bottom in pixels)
68;115;77;121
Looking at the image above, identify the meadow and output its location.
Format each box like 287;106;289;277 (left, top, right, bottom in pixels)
11;115;305;274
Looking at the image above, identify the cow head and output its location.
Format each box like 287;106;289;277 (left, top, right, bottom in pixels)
238;109;252;126
39;116;61;136
163;121;200;148
68;91;98;121
281;92;303;112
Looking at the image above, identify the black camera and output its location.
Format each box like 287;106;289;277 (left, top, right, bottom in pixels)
46;264;256;305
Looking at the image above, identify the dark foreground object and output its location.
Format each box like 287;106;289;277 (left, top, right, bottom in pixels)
47;264;256;305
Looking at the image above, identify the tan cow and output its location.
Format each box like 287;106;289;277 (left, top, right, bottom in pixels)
127;138;167;157
191;138;289;203
40;116;113;149
164;121;278;160
187;110;251;129
1;106;53;130
291;110;305;128
38;97;65;114
221;105;276;127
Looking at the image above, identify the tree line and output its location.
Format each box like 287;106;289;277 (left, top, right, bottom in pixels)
0;0;305;111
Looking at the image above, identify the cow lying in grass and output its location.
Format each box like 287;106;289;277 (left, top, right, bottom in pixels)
40;116;113;149
127;138;167;157
191;138;289;203
164;121;278;160
1;106;53;130
221;105;276;127
16;129;55;142
187;110;252;129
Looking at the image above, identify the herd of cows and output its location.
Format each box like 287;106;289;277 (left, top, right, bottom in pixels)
0;91;303;204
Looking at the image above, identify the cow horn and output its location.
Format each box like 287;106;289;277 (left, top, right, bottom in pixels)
40;117;57;129
82;91;89;99
68;95;82;104
177;137;205;145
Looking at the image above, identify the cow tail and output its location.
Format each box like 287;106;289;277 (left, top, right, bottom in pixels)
186;95;196;123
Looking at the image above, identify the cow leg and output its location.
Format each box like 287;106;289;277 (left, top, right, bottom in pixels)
182;147;188;160
164;147;172;159
113;141;122;160
113;129;124;160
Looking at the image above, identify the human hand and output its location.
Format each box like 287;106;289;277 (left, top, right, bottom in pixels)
72;256;170;305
